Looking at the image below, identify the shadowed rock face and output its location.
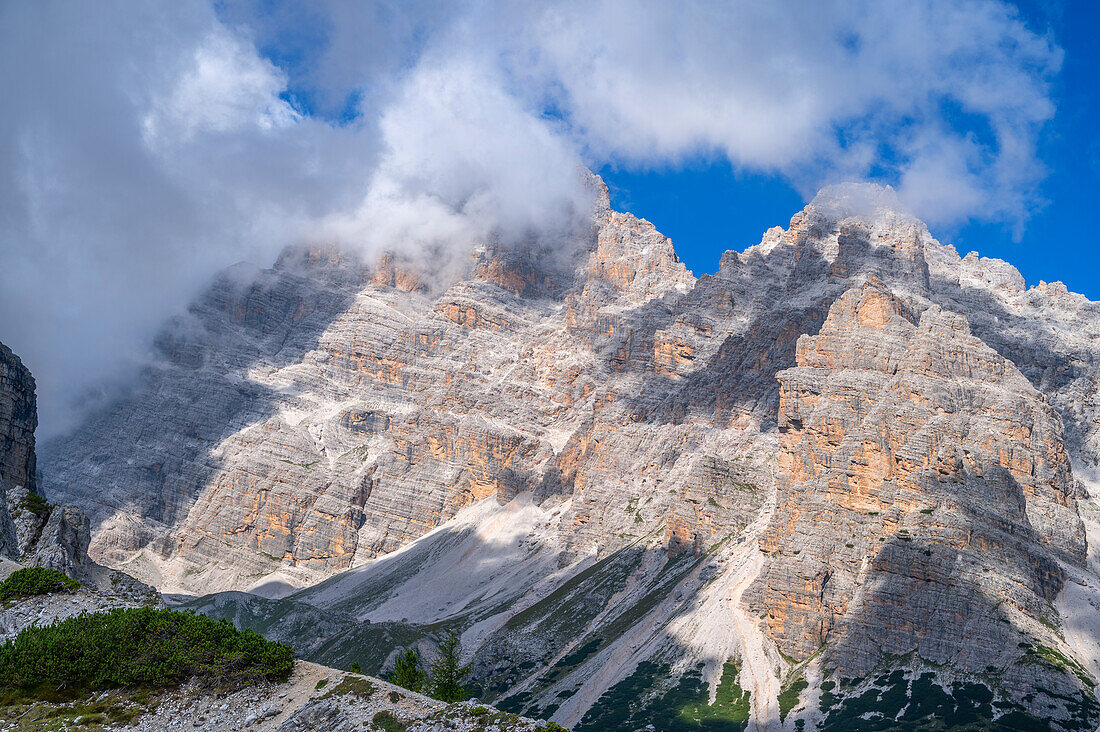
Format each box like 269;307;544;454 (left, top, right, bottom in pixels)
36;180;1100;729
748;283;1085;673
0;342;36;558
0;343;36;493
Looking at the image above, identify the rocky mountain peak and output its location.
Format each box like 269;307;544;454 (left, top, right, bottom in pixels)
737;274;1097;723
31;187;1100;730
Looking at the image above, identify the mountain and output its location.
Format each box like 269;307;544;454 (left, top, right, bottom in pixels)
39;179;1100;730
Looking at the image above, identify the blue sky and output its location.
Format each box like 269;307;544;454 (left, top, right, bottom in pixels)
598;1;1100;298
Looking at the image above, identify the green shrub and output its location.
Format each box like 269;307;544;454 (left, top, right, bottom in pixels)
0;567;79;603
0;607;293;693
322;675;374;698
372;710;407;732
21;491;52;519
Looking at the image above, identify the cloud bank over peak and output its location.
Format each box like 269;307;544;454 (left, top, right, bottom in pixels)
0;0;1062;436
515;1;1059;229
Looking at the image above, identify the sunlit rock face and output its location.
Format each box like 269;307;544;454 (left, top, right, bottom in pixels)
39;179;1100;729
39;179;714;594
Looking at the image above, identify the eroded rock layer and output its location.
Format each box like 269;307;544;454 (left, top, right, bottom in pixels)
749;283;1084;676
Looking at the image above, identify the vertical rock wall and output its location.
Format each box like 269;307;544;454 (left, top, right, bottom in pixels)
0;342;37;558
748;283;1085;675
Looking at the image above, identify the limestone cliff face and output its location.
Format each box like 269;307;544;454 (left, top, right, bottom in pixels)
38;181;723;594
37;181;1100;728
748;283;1084;674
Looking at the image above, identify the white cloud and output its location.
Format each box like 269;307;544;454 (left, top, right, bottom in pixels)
0;0;1063;436
143;28;300;145
323;56;589;252
500;0;1058;226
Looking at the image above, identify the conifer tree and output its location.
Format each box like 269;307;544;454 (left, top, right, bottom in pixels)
391;648;427;692
426;631;470;703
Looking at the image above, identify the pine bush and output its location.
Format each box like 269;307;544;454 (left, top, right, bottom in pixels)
0;607;293;693
0;567;79;603
390;648;427;693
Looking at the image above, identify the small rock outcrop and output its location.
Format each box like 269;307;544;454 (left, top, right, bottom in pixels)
23;503;96;580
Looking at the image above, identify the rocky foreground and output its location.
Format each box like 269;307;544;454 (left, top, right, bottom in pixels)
0;559;551;732
0;660;550;732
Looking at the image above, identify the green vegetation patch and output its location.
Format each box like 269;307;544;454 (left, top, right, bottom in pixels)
278;459;319;468
676;661;751;728
372;710;407;732
778;676;808;721
422;705;525;729
577;660;749;731
0;567;79;604
1020;643;1095;689
322;674;375;699
0;688;146;729
1038;607;1063;638
19;491;52;520
338;444;373;462
816;670;1074;731
0;607;293;694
